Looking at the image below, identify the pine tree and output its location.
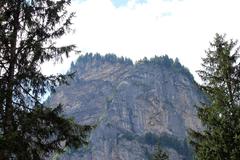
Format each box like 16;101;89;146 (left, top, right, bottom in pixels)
151;145;169;160
0;0;91;159
189;34;240;159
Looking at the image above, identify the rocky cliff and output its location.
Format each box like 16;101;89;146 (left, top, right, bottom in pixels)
48;53;205;160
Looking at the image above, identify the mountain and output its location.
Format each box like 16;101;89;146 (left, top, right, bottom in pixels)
47;53;206;160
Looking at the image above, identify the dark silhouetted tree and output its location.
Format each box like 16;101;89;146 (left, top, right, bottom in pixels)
0;0;91;159
151;145;169;160
189;34;240;160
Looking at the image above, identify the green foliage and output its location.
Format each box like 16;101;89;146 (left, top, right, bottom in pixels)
159;134;191;157
189;34;240;160
71;53;133;70
121;132;192;158
136;55;194;81
136;55;173;66
119;132;169;159
151;145;169;160
71;53;193;82
0;0;91;159
143;133;193;159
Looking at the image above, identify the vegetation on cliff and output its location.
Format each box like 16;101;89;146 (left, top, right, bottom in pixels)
136;55;194;81
70;53;194;82
73;53;133;67
151;145;169;160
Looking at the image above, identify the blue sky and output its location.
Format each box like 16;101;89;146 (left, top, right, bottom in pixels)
111;0;147;7
111;0;128;7
42;0;240;82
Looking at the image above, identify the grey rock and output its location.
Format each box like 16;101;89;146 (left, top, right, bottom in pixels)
48;55;205;160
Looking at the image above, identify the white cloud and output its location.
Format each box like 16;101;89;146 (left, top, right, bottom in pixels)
41;0;240;82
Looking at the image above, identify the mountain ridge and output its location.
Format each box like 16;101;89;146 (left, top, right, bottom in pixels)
48;53;205;160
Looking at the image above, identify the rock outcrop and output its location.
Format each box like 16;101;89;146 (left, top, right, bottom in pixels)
48;53;205;160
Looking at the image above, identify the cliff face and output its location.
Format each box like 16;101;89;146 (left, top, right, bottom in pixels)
48;54;205;160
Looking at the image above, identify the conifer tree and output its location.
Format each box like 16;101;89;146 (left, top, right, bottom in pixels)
189;34;240;159
0;0;91;159
151;145;169;160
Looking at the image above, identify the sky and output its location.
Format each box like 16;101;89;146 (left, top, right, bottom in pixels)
41;0;240;82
